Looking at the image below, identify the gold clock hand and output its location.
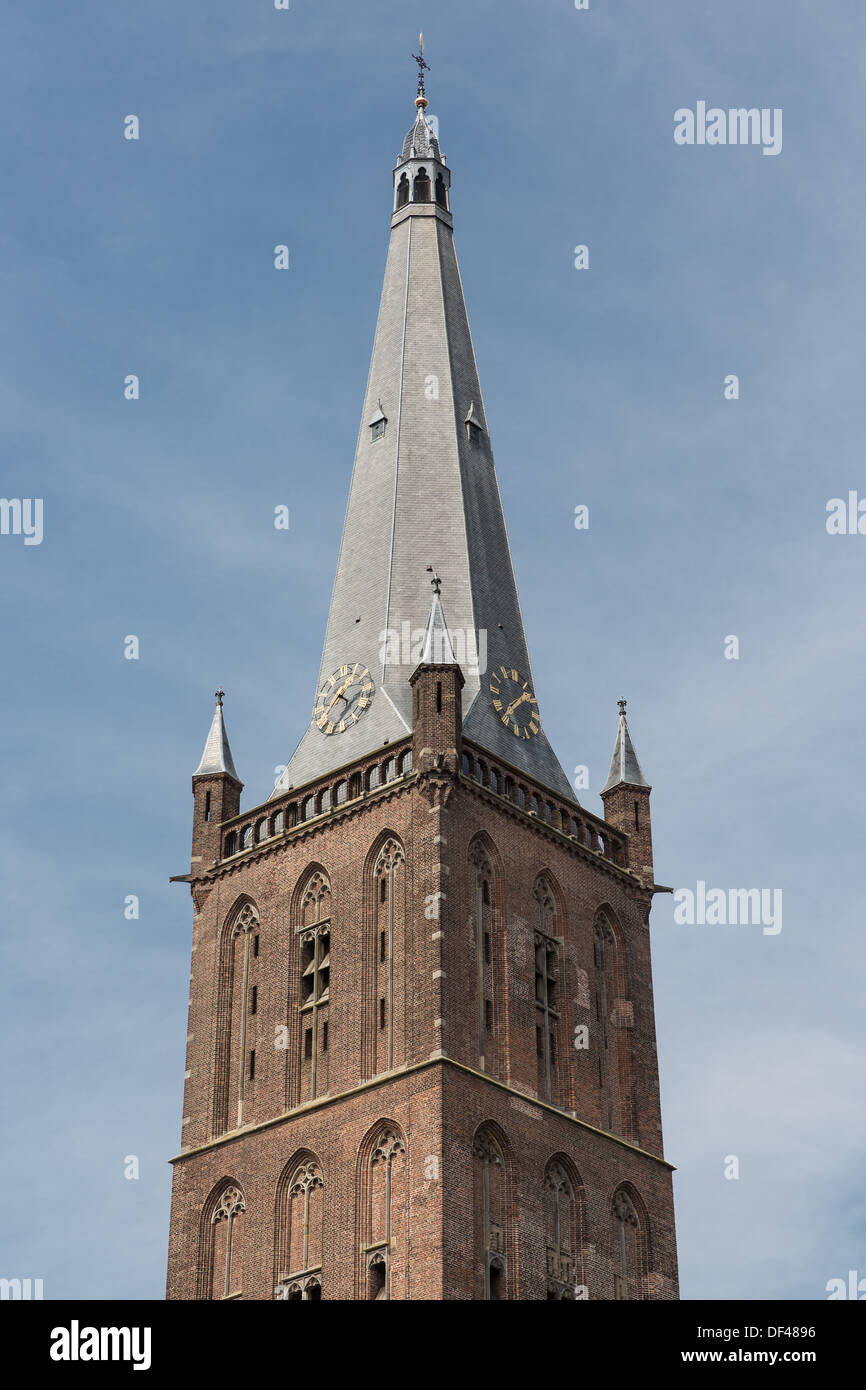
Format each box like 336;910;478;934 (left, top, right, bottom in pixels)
504;691;531;719
324;675;355;716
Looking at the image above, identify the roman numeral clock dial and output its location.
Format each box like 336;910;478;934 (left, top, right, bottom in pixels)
314;664;375;735
489;666;540;738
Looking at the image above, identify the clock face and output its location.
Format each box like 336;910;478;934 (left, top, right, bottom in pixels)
489;665;540;739
314;663;375;735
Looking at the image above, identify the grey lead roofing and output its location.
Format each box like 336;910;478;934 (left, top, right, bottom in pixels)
194;700;240;782
602;713;650;793
271;101;577;804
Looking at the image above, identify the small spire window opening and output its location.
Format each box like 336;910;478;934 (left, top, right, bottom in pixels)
466;420;482;445
413;167;431;202
250;984;257;1015
204;790;211;822
634;800;640;830
435;172;447;208
379;997;386;1030
436;681;442;713
370;417;387;442
249;1049;256;1081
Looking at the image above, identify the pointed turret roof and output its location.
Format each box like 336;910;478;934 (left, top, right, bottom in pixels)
194;689;240;781
400;108;442;163
602;700;650;793
417;581;457;667
272;61;575;803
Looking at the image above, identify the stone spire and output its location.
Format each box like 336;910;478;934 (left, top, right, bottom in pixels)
273;60;575;802
194;688;240;781
602;699;650;793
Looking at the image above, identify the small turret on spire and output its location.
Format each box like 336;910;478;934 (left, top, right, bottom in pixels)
418;567;457;666
602;698;650;793
601;699;654;887
194;688;240;781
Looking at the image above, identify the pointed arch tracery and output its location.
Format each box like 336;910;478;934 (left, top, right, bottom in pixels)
593;905;635;1139
365;834;406;1078
197;1178;247;1300
473;1122;512;1300
611;1183;650;1300
533;874;561;1105
274;1151;325;1300
357;1120;408;1299
296;869;331;1103
214;898;261;1135
469;835;504;1076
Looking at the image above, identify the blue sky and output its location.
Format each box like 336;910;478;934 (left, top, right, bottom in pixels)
2;0;864;1300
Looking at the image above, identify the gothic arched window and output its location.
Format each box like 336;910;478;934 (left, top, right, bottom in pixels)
298;873;331;1102
594;908;634;1139
204;1182;246;1300
412;166;431;202
360;1124;406;1299
373;838;405;1074
396;172;409;209
470;840;499;1075
275;1156;324;1300
611;1187;648;1300
534;877;560;1105
213;901;261;1134
473;1127;509;1300
435;172;447;208
544;1159;584;1299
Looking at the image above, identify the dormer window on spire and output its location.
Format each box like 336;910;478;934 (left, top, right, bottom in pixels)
465;402;484;445
369;405;387;442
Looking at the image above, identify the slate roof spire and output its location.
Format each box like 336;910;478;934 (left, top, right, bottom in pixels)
272;65;575;803
194;688;240;781
602;699;650;793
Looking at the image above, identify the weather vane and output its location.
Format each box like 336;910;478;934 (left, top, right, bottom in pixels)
215;687;225;707
412;33;430;108
618;697;627;717
426;565;441;597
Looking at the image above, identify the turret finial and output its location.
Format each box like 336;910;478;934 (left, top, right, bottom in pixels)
215;686;225;707
412;34;430;109
618;697;627;718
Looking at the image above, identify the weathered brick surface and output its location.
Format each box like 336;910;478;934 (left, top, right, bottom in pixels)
167;665;678;1300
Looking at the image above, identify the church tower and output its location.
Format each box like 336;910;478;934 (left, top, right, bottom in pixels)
166;49;679;1301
